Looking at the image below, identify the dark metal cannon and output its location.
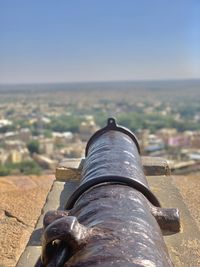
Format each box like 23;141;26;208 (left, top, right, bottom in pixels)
36;118;180;267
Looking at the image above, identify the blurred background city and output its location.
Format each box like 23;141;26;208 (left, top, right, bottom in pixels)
0;80;200;176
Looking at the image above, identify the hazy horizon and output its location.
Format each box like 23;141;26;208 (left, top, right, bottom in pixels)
0;77;200;87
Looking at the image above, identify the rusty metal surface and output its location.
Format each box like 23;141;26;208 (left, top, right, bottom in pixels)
66;119;161;209
37;118;180;267
83;131;146;185
41;185;173;267
85;117;141;155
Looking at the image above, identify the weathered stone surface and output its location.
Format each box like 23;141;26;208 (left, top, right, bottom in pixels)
171;174;200;229
16;246;42;267
16;181;78;267
0;215;31;267
28;181;78;246
55;167;81;181
58;158;84;169
55;158;83;181
149;175;200;267
142;156;171;176
0;175;54;267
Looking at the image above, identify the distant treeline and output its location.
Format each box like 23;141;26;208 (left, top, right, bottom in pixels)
93;112;200;133
0;79;200;93
1;111;199;136
0;161;41;176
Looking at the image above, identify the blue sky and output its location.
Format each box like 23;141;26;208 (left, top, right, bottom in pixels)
0;0;199;83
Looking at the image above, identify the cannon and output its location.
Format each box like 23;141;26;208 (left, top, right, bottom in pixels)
36;118;180;267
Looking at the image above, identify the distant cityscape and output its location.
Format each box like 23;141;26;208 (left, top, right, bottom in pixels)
0;80;200;175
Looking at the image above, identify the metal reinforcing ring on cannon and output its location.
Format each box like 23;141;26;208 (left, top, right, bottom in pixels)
66;117;160;209
36;118;180;267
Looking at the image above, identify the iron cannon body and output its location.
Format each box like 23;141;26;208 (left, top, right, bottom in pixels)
36;118;180;267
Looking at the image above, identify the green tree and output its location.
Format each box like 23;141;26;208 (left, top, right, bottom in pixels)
18;161;41;175
27;140;40;154
48;115;81;133
0;165;11;176
43;130;52;138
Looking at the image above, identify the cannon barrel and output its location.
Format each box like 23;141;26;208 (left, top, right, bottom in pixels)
38;118;180;267
66;117;160;209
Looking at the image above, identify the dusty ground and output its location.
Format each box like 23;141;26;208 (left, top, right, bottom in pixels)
172;174;200;230
0;175;54;267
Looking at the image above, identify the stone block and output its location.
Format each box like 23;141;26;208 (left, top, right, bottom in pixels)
142;156;171;176
16;246;41;267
